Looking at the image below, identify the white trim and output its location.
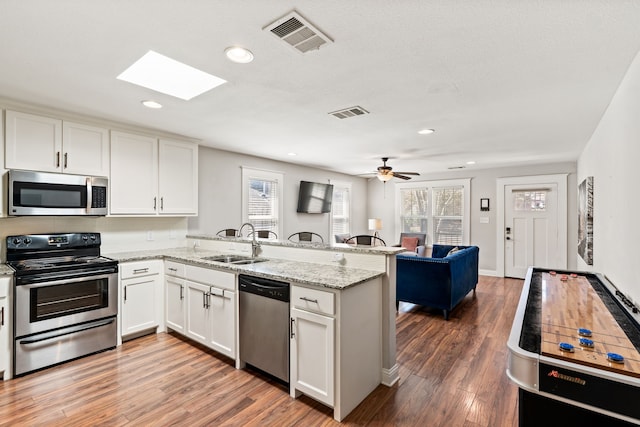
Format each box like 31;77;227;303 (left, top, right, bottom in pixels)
381;363;400;386
479;269;500;277
496;174;568;277
241;166;285;238
394;178;471;246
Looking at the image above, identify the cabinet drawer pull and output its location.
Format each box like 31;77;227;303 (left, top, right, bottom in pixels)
133;268;149;274
300;296;318;303
168;267;177;272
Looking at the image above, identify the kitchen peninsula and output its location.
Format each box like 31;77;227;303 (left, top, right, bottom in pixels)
106;236;403;421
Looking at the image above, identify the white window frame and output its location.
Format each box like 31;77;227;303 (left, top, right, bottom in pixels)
241;167;284;238
394;178;471;246
330;180;352;238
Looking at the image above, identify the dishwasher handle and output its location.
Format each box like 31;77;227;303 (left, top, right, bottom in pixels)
238;274;289;302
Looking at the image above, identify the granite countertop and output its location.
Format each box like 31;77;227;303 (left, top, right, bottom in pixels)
105;247;385;290
186;234;406;255
0;264;15;277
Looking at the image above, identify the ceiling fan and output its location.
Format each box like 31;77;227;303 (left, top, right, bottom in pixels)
376;157;420;181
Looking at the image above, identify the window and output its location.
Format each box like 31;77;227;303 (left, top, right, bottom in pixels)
513;190;547;212
241;167;283;237
331;182;351;236
396;179;470;246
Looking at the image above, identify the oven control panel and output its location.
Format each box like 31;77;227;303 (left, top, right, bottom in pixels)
7;233;101;249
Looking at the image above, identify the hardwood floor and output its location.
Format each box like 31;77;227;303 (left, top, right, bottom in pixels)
0;276;523;426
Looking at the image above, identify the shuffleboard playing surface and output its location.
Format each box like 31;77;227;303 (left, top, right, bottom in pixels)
540;272;640;378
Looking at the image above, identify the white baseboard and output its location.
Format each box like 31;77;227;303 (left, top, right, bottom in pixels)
381;364;400;387
479;269;500;277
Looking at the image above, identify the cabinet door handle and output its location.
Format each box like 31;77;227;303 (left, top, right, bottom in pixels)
203;292;210;309
124;286;127;301
179;285;184;300
160;197;164;210
133;268;149;274
56;151;60;168
153;197;157;210
1;306;4;326
64;152;68;169
300;296;318;304
290;317;295;339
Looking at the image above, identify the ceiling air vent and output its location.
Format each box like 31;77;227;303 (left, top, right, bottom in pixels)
448;166;466;170
264;11;333;54
329;106;370;119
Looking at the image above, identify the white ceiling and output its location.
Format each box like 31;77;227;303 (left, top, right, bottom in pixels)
2;1;640;177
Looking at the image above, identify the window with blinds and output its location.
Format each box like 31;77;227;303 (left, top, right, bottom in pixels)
331;182;351;235
396;179;470;246
242;168;283;237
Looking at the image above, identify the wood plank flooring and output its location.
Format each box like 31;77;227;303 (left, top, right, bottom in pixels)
0;275;523;426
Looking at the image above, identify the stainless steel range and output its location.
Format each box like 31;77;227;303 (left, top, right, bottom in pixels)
6;232;118;376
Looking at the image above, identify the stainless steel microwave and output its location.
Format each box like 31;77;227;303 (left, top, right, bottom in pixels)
8;170;108;216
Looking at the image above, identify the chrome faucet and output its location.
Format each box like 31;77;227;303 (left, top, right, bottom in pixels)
239;222;261;257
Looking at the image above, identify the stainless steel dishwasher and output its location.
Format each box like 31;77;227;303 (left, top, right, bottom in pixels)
239;274;290;383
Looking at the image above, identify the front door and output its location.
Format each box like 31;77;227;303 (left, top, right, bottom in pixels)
501;175;567;279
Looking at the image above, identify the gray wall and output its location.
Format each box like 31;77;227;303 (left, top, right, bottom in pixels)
188;146;370;242
367;162;578;274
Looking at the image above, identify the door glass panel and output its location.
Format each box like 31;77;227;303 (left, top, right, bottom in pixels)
513;191;547;212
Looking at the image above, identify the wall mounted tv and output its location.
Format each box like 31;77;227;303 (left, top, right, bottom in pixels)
296;181;334;213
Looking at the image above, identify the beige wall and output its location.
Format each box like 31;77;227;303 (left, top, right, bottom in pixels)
578;48;640;304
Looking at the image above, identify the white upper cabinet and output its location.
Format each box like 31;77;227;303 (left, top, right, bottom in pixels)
110;131;158;215
158;139;198;215
5;110;109;176
5;110;62;173
62;121;109;176
110;132;198;216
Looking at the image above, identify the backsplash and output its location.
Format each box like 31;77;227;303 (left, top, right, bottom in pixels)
0;216;188;260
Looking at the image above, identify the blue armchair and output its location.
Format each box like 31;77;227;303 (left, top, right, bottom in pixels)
396;245;479;320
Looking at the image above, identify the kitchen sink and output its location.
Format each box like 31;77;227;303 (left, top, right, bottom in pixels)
231;259;268;265
203;255;267;265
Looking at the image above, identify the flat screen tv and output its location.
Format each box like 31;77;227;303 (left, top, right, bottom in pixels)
296;181;334;213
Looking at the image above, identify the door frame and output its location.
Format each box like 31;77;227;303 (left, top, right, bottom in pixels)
496;174;568;277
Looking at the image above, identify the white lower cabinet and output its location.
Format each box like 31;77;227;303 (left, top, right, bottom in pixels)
290;307;335;405
0;277;12;380
119;260;163;340
165;275;186;334
290;279;382;422
165;261;236;359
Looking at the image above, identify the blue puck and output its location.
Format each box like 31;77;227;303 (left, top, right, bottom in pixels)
607;352;624;363
559;342;574;352
579;338;594;348
578;328;592;337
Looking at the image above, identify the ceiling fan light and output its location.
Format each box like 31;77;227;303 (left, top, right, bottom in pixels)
377;173;393;182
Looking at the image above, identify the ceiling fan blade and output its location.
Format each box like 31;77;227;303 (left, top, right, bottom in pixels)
394;172;420;176
392;172;412;180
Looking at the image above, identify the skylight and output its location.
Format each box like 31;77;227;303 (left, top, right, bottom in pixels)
117;50;227;100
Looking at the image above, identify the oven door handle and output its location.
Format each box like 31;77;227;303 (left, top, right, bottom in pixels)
19;318;115;344
18;271;117;288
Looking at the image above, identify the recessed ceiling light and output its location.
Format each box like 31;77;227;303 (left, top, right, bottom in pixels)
418;129;435;135
466;161;476;165
287;152;297;156
224;46;254;64
141;100;162;109
117;50;227;100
